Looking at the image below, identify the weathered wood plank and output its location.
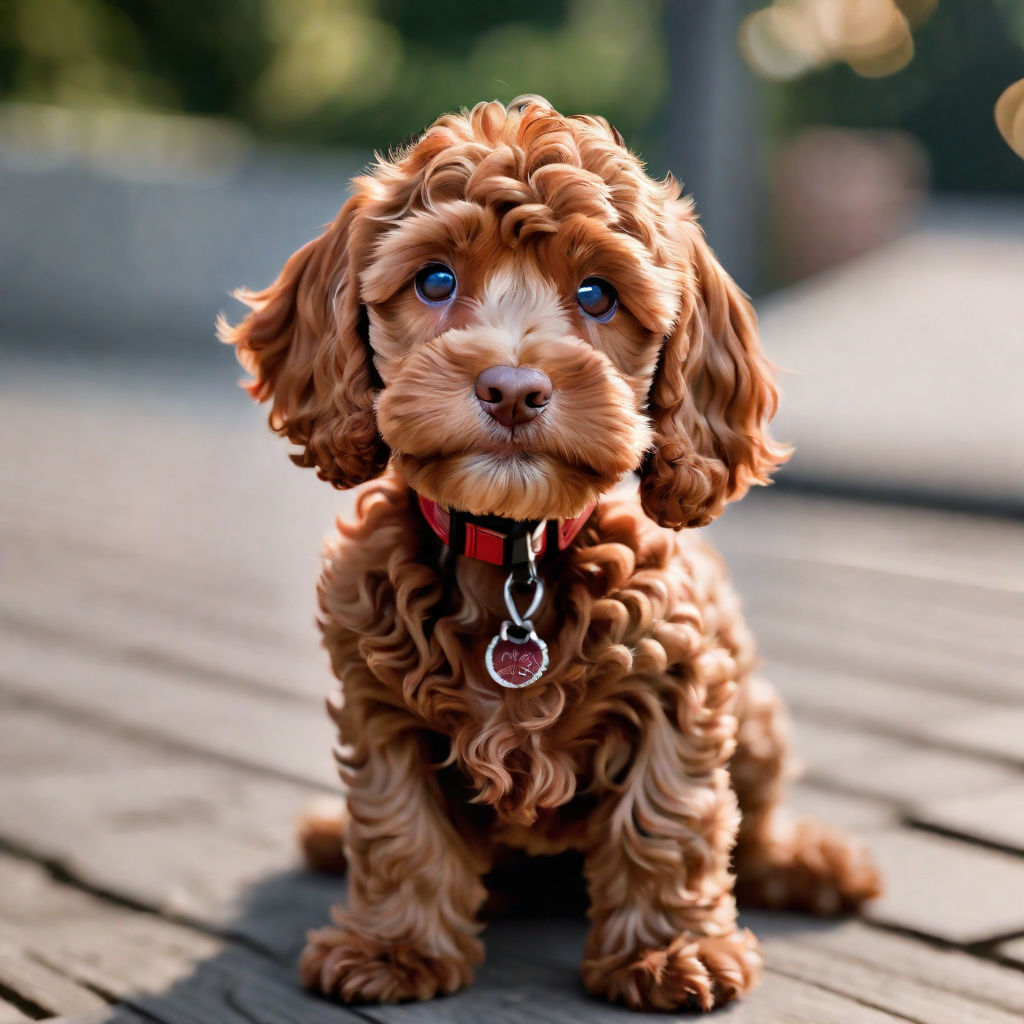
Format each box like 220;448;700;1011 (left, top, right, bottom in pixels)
711;492;1024;594
789;717;907;774
785;781;895;832
792;718;1021;804
754;610;1024;704
0;783;340;963
0;591;328;704
750;915;1024;1016
768;659;1021;763
0;628;337;789
0;768;321;936
0;998;32;1024
0;853;108;927
0;855;222;1001
726;557;1024;705
0;858;365;1024
997;935;1024;969
763;933;1023;1024
0;529;329;702
923;708;1024;766
0;708;353;964
0;704;336;943
0;514;293;639
738;973;911;1023
45;1011;150;1024
865;830;1024;944
0;379;345;598
0;704;178;778
0;940;107;1017
730;550;1024;647
910;786;1024;854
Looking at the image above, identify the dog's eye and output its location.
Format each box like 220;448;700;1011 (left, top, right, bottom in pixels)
415;264;457;304
577;277;618;322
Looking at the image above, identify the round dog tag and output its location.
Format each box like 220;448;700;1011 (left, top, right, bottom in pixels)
485;623;549;688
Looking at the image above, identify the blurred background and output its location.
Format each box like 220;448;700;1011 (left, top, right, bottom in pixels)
1;0;1022;507
3;6;1024;1020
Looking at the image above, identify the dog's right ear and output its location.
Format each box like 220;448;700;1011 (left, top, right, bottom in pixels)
218;190;390;489
639;206;789;529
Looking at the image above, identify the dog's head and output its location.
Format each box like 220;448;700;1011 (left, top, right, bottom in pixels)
221;97;788;528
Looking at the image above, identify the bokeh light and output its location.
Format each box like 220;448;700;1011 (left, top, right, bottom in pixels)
995;77;1024;159
739;0;938;81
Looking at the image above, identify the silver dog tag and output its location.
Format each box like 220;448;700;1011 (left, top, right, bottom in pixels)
486;622;549;688
486;569;548;688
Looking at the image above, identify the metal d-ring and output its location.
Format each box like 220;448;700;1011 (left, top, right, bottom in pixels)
503;569;544;628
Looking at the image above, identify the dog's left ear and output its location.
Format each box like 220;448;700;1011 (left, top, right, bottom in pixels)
218;188;390;489
640;207;790;529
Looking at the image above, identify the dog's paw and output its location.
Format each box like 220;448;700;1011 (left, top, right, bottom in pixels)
300;926;475;1003
296;796;348;875
736;815;883;915
581;929;762;1012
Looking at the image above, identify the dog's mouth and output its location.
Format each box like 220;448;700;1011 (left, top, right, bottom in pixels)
384;408;595;468
478;431;534;459
477;424;573;462
403;434;608;479
390;445;617;522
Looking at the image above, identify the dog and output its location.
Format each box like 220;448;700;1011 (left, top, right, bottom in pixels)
220;96;881;1012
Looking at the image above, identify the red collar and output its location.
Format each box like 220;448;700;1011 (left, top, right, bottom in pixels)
417;495;595;569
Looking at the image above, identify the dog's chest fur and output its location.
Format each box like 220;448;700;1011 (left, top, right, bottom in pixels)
318;474;740;832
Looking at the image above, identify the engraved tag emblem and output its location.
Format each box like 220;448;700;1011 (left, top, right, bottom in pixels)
486;624;549;688
485;566;549;688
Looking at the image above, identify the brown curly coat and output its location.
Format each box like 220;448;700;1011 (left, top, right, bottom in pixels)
221;97;881;1012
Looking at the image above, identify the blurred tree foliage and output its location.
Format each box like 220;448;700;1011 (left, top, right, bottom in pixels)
0;0;1020;191
0;0;666;149
760;0;1024;192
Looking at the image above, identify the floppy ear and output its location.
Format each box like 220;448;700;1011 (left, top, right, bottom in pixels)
218;190;389;489
640;212;790;529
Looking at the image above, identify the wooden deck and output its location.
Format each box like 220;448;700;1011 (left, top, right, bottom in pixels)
2;355;1024;1023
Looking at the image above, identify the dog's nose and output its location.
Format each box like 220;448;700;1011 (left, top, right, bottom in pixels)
475;365;552;428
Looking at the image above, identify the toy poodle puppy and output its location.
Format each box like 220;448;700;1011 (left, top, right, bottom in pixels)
221;96;881;1012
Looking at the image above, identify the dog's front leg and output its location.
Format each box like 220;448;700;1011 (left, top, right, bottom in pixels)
580;712;762;1012
300;721;488;1003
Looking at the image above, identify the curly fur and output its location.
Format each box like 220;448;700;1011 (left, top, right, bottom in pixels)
222;96;880;1012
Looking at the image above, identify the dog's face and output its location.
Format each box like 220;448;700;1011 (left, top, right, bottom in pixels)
366;190;672;522
222;97;788;528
